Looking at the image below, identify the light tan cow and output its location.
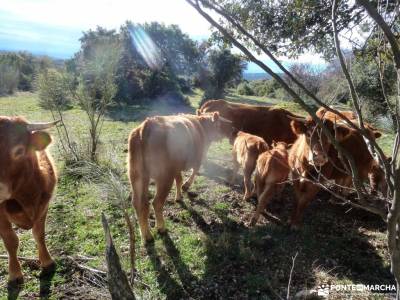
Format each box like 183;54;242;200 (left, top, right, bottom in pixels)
250;142;290;226
128;113;233;243
230;131;269;201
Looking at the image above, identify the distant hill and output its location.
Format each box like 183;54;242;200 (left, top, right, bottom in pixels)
243;72;279;81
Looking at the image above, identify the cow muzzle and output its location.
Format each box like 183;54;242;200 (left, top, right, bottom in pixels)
0;182;11;203
308;150;328;167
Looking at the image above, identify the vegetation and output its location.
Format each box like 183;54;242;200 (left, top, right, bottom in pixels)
0;91;394;299
186;0;400;298
198;48;246;101
1;0;399;298
0;52;54;95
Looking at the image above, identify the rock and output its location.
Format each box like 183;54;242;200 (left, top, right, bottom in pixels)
294;289;323;299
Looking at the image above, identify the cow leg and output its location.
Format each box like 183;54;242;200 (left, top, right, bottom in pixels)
336;176;352;196
250;183;275;226
174;172;183;202
132;176;152;243
243;158;256;201
32;210;55;274
290;181;320;230
153;177;174;234
182;166;199;191
0;219;23;283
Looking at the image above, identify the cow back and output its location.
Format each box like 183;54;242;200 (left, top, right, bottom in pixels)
200;100;299;144
139;115;208;178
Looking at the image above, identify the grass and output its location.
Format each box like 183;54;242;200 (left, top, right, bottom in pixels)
0;90;396;299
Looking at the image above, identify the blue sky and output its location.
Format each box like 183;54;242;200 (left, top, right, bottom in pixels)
0;0;326;72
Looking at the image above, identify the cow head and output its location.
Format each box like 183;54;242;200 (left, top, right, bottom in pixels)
291;117;351;167
199;112;234;141
0;117;57;202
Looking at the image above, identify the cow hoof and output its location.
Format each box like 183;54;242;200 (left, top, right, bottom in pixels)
182;183;190;192
157;227;167;235
243;196;251;202
175;197;183;203
7;276;24;289
143;235;154;245
40;261;56;278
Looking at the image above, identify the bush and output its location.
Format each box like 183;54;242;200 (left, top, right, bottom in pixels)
237;82;254;95
249;79;282;98
0;64;19;95
37;69;71;110
142;68;181;99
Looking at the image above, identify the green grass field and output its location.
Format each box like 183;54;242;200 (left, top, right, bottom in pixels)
0;91;396;299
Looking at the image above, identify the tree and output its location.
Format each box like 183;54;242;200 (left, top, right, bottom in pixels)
0;51;51;95
69;23;201;104
199;47;246;101
72;41;120;161
185;0;400;297
206;0;396;59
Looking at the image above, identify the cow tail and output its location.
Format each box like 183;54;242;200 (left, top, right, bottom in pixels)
128;120;150;205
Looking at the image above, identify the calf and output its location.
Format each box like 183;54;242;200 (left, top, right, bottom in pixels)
250;142;290;226
128;112;232;243
0;117;58;284
316;107;386;194
230;131;269;201
316;107;382;141
288;115;387;228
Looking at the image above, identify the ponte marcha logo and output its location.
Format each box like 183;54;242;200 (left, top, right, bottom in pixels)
317;284;330;296
316;283;397;297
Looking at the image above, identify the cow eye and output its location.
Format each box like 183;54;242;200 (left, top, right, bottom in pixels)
11;146;26;159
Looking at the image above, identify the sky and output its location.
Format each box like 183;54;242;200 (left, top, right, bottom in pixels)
0;0;327;72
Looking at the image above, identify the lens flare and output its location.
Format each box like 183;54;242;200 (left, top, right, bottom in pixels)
129;26;163;70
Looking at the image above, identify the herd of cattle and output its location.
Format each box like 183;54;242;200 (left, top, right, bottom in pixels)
0;99;388;285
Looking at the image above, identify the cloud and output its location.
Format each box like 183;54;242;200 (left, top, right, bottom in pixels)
0;0;211;36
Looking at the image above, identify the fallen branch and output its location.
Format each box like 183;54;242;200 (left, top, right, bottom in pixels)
0;255;37;263
102;212;136;300
287;252;299;300
123;209;137;284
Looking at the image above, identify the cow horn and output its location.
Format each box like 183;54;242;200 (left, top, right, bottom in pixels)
287;115;306;123
26;120;60;131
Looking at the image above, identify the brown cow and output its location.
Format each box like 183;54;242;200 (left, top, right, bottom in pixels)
0;116;58;284
128;112;233;243
198;99;304;144
316;107;382;141
316;107;386;194
288;116;386;228
230;131;269;201
250;142;290;226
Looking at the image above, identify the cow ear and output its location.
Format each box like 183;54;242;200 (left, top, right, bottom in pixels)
212;112;220;122
30;131;52;151
335;126;351;141
291;120;307;135
316;107;328;118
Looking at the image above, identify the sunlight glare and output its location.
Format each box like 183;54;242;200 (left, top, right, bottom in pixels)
129;26;163;70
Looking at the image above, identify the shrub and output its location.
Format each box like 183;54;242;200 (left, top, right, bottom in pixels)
249;79;282;98
0;64;19;95
37;69;71;110
237;82;254;95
